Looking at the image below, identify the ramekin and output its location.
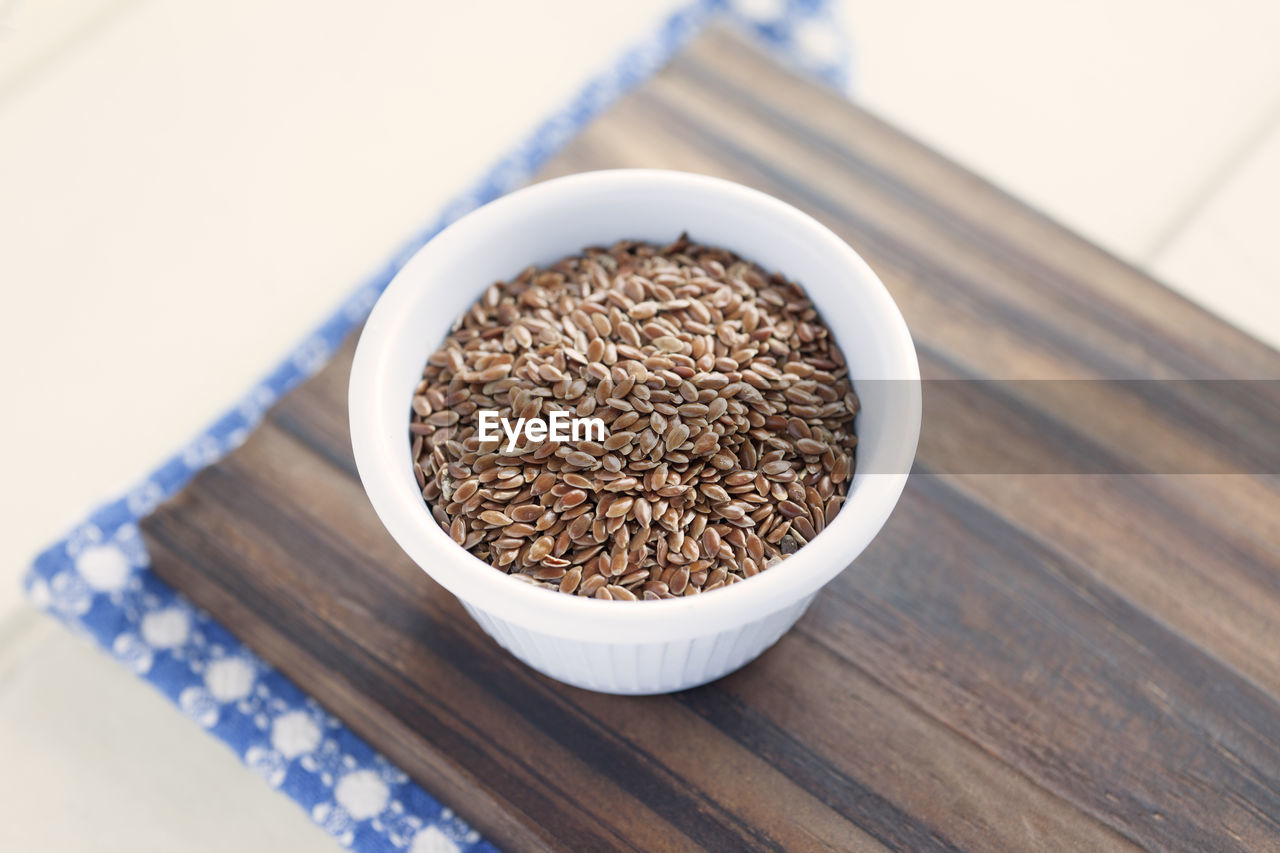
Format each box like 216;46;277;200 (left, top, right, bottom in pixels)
350;170;920;694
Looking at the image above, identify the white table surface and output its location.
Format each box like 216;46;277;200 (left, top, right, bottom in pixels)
3;1;1278;849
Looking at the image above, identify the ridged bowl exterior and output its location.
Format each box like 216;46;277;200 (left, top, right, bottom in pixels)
462;594;818;694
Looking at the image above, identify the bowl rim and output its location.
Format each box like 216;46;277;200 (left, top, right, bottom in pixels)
349;169;920;643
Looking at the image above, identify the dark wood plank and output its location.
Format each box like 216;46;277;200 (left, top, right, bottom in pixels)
143;27;1280;852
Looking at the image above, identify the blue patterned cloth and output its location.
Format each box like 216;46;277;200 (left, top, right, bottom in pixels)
23;2;847;850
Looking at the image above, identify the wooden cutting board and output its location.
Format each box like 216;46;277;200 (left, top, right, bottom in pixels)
142;27;1280;852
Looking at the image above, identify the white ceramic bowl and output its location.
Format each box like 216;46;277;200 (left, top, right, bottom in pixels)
350;169;920;694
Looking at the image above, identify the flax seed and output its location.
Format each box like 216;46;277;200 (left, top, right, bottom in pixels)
411;237;859;599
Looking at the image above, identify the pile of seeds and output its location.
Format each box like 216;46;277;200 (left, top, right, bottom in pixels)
410;235;858;601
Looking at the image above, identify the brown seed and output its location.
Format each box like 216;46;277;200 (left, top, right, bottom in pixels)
778;500;808;519
691;432;719;455
795;437;826;456
825;496;844;526
566;515;592;540
603;431;634;451
453;480;479;502
664;423;690;451
533;565;567;581
669;567;690;595
580;574;607;596
559;568;582;594
619;569;649;587
565;451;599;468
562;472;593;489
700;483;731;504
606;497;635;518
761;459;792;477
527;535;555;561
717;502;746;521
510;504;542;523
634;497;652;527
709;453;737;471
557;488;588;509
604;477;639;492
530;472;556;495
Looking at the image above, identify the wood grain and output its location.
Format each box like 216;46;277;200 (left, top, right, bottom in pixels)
142;27;1280;852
